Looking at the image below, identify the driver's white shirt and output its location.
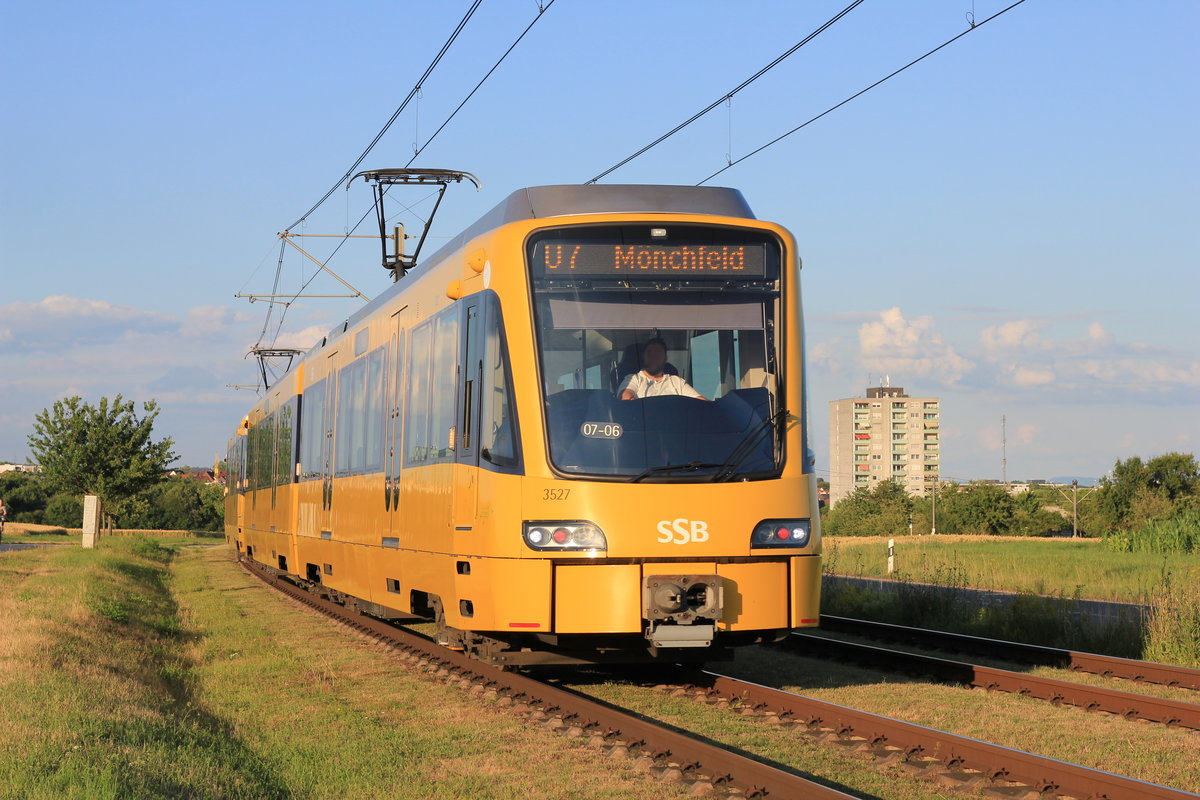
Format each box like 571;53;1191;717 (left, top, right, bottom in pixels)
619;370;702;399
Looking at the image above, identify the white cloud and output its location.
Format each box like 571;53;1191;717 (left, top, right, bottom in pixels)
973;316;1199;394
857;307;973;385
1070;357;1200;389
0;294;293;463
981;319;1046;355
179;305;255;338
1011;366;1056;387
274;324;328;351
808;338;844;373
1087;322;1111;345
0;294;174;349
1015;424;1038;445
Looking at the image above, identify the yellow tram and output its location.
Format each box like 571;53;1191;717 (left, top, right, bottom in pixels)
226;184;821;665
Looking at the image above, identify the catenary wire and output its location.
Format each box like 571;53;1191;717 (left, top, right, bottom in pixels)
697;0;1030;185
282;0;483;232
407;0;556;166
253;239;288;350
266;2;556;345
267;186;443;344
584;0;865;185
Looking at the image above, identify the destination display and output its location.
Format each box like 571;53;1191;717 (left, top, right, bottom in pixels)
530;242;767;278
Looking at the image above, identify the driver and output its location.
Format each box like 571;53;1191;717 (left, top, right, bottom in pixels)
618;338;706;400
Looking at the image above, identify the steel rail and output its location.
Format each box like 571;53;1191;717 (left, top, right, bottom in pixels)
238;558;855;799
782;633;1200;730
819;614;1200;691
697;671;1199;800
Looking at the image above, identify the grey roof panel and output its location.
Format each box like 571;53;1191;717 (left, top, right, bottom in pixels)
517;184;755;220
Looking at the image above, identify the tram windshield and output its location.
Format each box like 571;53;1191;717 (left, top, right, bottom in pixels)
528;225;784;481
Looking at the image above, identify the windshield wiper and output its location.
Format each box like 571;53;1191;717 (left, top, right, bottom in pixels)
628;461;723;483
710;408;790;483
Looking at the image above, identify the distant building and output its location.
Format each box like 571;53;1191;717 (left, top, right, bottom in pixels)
0;463;42;474
165;468;224;485
829;384;940;506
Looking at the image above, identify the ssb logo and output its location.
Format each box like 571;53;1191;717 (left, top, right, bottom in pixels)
656;518;709;544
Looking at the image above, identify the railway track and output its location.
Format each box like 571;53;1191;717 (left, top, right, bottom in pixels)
239;557;855;798
665;671;1197;800
240;556;1197;799
816;615;1200;690
779;632;1200;730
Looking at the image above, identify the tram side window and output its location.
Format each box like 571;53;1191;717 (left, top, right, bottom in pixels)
249;412;273;491
247;418;258;492
275;400;296;486
263;411;278;489
404;310;458;465
405;320;434;464
430;311;459;461
299;380;325;480
363;347;385;473
335;357;371;476
481;294;518;467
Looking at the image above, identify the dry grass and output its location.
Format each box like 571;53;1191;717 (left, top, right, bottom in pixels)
3;523;210;538
0;540;693;799
718;645;1200;791
562;637;1200;796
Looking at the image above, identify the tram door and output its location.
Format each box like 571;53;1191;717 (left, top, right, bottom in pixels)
318;350;338;539
453;300;482;525
384;310;405;536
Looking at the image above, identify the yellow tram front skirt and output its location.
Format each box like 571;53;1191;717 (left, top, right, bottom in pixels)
552;556;821;634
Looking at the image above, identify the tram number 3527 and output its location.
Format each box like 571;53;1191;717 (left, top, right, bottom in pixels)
580;422;622;439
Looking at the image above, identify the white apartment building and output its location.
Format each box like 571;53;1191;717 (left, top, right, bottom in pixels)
828;385;939;506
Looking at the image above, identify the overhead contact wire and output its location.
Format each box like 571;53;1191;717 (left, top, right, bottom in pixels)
407;0;557;166
585;0;866;184
269;2;556;345
283;0;483;232
697;0;1030;184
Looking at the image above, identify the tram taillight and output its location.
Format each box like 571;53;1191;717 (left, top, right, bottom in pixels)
751;519;811;549
523;521;607;553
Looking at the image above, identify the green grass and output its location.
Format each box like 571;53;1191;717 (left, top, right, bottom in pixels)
1143;566;1200;667
823;534;1199;604
822;535;1200;664
0;540;688;799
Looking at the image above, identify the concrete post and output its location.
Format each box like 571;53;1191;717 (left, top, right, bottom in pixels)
82;494;100;549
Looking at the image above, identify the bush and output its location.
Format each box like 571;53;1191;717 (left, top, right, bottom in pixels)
120;479;223;531
1143;567;1200;666
42;492;83;528
1104;509;1199;554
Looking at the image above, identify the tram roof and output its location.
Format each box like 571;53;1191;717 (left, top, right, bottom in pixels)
474;184;756;231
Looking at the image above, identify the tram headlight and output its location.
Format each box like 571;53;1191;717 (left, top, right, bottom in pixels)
523;521;607;552
750;518;811;549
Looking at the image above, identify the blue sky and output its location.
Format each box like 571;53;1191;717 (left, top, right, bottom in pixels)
1;0;1196;482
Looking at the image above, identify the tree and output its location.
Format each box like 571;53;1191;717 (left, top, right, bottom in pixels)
27;395;178;525
936;482;1016;535
826;479;914;536
1092;452;1200;531
123;478;223;531
0;470;50;523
